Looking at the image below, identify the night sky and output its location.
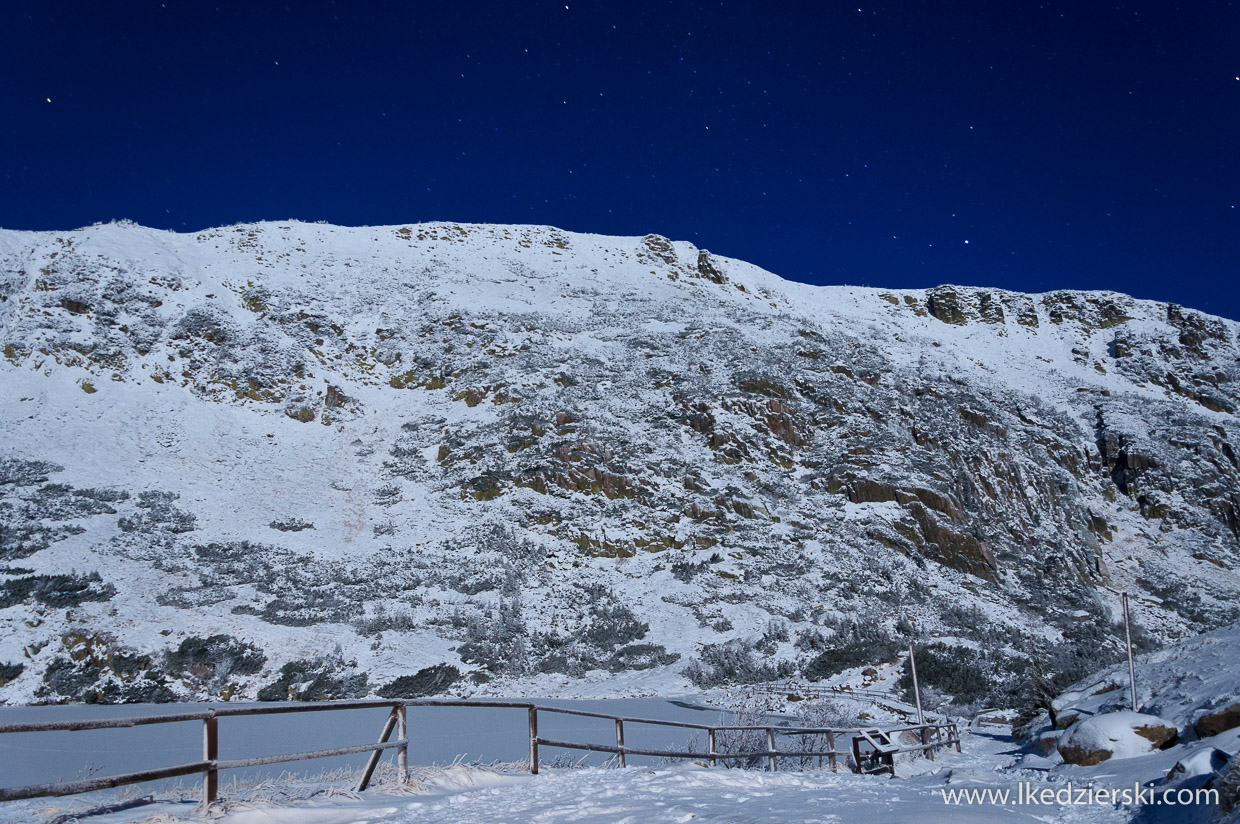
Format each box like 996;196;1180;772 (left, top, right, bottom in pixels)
3;2;1238;318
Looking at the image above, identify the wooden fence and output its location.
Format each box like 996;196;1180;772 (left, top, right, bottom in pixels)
0;699;961;808
748;681;947;722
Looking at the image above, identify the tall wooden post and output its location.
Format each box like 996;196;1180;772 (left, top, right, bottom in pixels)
826;731;837;772
202;712;218;807
615;719;626;768
528;707;539;774
1123;592;1137;712
908;644;925;725
396;705;408;782
708;728;717;766
766;728;777;772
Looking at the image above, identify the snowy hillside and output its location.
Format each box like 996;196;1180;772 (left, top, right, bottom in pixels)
1;220;1239;704
1046;620;1240;748
1006;620;1240;822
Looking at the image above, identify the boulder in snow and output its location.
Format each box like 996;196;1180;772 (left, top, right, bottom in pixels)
1036;730;1061;756
1195;701;1240;739
1055;708;1091;731
1166;747;1230;784
1057;711;1178;766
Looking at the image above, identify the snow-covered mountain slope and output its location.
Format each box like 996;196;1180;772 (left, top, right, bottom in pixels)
1;220;1238;704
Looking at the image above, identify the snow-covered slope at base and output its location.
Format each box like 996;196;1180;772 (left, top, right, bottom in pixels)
1;221;1239;704
995;622;1240;824
1052;620;1240;735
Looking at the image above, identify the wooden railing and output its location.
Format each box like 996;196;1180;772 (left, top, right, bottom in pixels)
0;698;525;805
530;704;851;773
0;699;962;807
849;723;962;776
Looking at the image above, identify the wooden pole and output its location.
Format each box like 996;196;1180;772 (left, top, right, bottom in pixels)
708;728;717;766
396;705;408;782
356;709;398;792
826;731;837;772
528;707;539;774
1122;592;1138;712
908;644;924;725
615;719;626;768
766;728;777;772
201;713;218;807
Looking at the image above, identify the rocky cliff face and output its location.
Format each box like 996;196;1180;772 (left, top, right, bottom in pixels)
1;221;1237;704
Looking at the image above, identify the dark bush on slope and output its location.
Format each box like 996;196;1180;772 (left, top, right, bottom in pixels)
377;663;462;698
898;643;989;706
0;572;115;608
683;638;795;688
165;634;267;682
804;625;901;681
257;653;369;701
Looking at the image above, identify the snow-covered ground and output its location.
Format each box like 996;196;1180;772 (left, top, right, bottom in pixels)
5;729;1140;824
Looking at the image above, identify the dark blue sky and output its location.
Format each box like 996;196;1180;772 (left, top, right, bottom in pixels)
3;1;1238;317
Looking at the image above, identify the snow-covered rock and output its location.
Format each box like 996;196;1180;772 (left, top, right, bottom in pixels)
1196;700;1240;739
1166;746;1230;783
1035;729;1061;756
1057;711;1178;765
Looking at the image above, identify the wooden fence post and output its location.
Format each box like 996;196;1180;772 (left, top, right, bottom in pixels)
202;712;218;807
826;731;837;772
357;708;398;792
708;728;717;766
615;719;626;768
766;728;777;772
529;707;539;775
396;705;408;781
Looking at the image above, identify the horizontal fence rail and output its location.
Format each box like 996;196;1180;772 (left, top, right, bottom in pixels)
0;699;962;807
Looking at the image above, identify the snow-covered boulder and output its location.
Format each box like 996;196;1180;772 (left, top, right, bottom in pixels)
1054;707;1094;731
1036;730;1062;756
1166;747;1230;783
1195;700;1240;739
1057;711;1178;766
